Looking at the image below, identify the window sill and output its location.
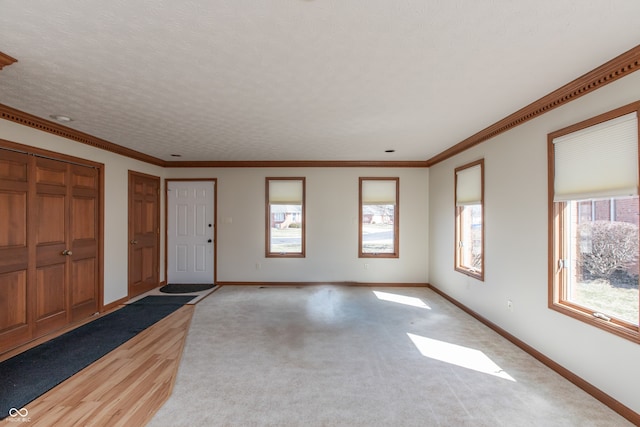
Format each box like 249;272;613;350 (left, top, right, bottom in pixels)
455;266;484;281
359;253;399;259
266;253;305;258
549;302;640;344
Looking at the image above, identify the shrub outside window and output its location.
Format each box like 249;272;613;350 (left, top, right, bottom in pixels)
266;177;305;257
359;177;399;258
455;160;484;280
549;104;639;342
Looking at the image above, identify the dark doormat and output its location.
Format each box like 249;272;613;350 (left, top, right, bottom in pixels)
0;295;194;420
160;283;215;293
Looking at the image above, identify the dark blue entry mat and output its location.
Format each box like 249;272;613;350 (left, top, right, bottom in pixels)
0;295;194;419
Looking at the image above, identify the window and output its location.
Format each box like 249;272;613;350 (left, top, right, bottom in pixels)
455;160;484;280
266;177;305;257
359;177;399;258
549;104;639;342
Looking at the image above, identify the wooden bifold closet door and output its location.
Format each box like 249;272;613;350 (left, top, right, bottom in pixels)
0;146;101;354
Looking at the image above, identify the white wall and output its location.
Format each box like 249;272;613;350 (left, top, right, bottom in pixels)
0;119;166;305
428;70;640;414
167;167;429;283
0;119;429;305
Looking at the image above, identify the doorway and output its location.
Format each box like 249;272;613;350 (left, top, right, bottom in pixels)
166;180;216;284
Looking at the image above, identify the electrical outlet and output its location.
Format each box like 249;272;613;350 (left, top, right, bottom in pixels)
255;263;261;270
507;300;513;311
364;263;369;270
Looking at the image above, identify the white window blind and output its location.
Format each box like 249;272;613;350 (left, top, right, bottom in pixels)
456;164;482;206
362;179;397;205
553;112;638;201
269;180;303;204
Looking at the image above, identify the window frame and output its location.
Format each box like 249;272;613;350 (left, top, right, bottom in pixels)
548;102;640;343
265;177;306;258
454;159;485;281
358;177;399;258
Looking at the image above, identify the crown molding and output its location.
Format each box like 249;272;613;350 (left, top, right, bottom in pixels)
0;51;17;70
0;104;166;166
0;104;427;168
426;43;640;166
164;160;428;168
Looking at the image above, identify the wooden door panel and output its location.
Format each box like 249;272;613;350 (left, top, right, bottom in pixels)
144;199;156;233
35;245;67;269
141;246;155;282
0;192;27;247
0;151;28;181
130;247;142;284
35;194;67;268
0;150;31;350
36;194;66;244
133;198;143;234
33;157;69;337
71;197;96;240
128;172;159;297
144;182;156;196
0;246;28;275
0;190;28;278
69;235;98;321
0;151;29;253
0;270;30;350
35;158;67;186
70;239;98;259
71;258;95;303
34;263;67;336
129;246;156;285
132;199;158;234
71;257;96;320
129;237;158;284
71;165;98;190
0;270;28;333
69;164;99;320
35;264;66;318
35;182;67;271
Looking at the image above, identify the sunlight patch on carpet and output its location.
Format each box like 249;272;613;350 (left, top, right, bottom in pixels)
373;291;431;309
407;333;515;381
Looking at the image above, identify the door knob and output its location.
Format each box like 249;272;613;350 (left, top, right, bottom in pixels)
61;249;73;256
130;240;138;245
208;239;212;243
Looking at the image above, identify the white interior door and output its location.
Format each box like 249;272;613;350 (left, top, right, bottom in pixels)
167;181;215;284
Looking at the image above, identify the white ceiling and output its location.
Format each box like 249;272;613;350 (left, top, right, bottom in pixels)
1;1;639;162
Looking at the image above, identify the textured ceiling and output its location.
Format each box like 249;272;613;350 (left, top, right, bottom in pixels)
1;1;640;162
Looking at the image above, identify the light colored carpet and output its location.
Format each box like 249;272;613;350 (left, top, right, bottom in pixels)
148;285;630;427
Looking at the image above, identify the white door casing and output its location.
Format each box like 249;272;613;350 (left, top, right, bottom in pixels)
167;181;215;284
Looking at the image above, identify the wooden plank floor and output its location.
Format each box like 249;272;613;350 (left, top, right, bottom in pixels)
1;304;194;427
